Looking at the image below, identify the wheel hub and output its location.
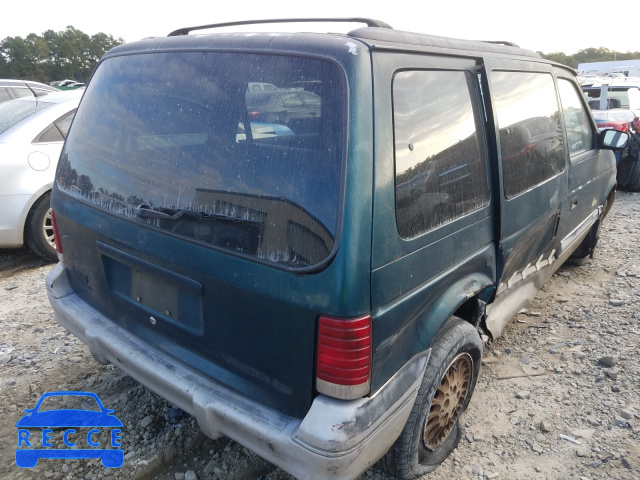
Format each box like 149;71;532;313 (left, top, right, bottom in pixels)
42;207;56;249
423;352;472;450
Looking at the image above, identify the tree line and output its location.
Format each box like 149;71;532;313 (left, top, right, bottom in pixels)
539;47;640;70
0;26;123;84
2;27;639;83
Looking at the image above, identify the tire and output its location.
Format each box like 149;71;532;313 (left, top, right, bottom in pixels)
383;317;482;479
616;145;640;191
625;165;640;192
569;198;608;265
25;192;58;262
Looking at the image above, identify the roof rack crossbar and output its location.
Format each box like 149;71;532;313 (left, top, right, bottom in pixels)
168;18;392;37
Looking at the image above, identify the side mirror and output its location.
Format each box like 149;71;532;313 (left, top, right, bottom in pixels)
599;129;629;150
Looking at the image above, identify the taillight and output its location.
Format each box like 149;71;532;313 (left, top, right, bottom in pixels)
248;111;260;120
51;210;63;254
598;120;629;132
316;315;372;400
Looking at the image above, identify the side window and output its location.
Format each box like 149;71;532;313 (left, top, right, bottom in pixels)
12;87;33;98
558;79;594;159
33;88;53;97
0;88;11;102
491;71;564;199
281;93;303;108
302;92;321;108
393;70;489;239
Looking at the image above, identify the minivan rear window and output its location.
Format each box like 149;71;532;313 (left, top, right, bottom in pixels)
57;52;347;269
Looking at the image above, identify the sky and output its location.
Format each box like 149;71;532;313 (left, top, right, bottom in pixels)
2;1;638;56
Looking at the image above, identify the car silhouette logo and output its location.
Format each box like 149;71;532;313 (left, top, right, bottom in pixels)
15;391;124;468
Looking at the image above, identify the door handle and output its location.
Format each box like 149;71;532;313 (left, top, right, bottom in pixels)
553;209;561;237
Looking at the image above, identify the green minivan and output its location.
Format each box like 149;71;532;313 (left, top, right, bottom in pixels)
46;19;628;479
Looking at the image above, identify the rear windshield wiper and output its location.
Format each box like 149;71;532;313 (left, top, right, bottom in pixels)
134;204;206;220
135;204;252;223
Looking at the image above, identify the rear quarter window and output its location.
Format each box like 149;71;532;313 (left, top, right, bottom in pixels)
34;109;77;143
393;69;489;238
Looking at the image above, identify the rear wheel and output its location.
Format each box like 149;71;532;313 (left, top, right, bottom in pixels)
25;192;57;262
383;317;482;479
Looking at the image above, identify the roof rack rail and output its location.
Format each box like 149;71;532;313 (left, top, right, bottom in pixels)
168;18;392;37
481;40;520;48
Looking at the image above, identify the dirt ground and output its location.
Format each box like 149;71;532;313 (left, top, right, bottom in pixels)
0;192;639;480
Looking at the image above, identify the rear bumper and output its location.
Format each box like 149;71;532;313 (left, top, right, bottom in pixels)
46;263;429;480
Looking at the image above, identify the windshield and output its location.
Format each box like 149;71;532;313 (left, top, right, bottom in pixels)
592;110;636;122
37;394;100;412
0;99;53;136
57;52;347;269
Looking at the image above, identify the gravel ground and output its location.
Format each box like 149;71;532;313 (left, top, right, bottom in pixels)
1;192;639;480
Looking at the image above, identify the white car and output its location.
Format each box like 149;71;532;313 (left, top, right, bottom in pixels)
0;89;83;260
0;79;60;104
